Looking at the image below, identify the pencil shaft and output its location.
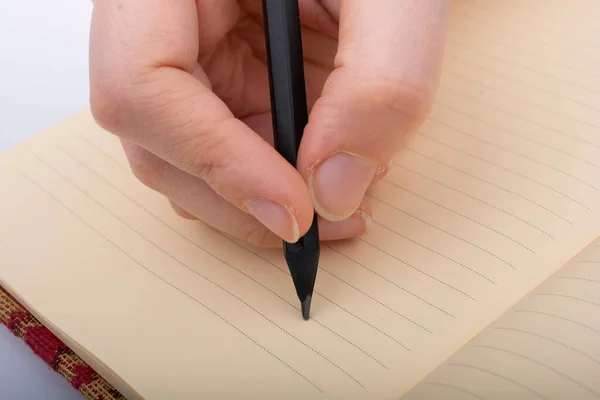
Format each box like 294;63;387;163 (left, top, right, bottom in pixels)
262;0;308;167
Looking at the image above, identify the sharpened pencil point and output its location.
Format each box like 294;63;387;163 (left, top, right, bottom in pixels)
301;294;312;320
281;215;320;321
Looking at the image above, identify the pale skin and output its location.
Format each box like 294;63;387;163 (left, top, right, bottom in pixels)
89;0;450;248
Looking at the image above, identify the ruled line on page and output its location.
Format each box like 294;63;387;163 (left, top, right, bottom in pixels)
510;0;600;21
404;137;578;222
447;12;600;76
445;363;550;400
360;215;496;285
438;52;600;115
318;265;448;327
512;310;600;336
435;83;600;150
12;168;325;394
471;345;600;398
333;238;476;302
422;382;488;400
440;69;600;134
370;202;515;271
419;120;600;195
415;125;599;201
383;165;553;240
31;154;367;389
371;181;536;253
452;1;600;57
470;0;600;35
446;16;600;82
534;293;600;309
441;49;600;113
445;20;600;81
392;149;572;230
555;277;600;285
413;134;596;208
443;39;600;92
440;69;600;139
489;328;600;366
458;0;600;45
327;239;468;311
430;100;600;169
441;56;600;127
325;241;471;306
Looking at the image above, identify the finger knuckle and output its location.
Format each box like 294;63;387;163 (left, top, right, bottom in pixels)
89;80;127;135
89;69;159;137
364;76;436;124
124;147;163;190
129;160;159;190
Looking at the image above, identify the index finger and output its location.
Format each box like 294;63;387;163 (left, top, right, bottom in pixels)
89;0;316;241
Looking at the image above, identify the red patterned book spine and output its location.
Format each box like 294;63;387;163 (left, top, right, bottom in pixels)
0;286;125;400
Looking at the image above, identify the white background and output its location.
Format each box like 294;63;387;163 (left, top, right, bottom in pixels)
0;0;93;398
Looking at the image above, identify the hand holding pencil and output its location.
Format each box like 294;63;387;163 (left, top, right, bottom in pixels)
88;0;449;248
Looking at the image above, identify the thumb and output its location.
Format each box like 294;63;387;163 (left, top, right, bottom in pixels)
297;0;449;221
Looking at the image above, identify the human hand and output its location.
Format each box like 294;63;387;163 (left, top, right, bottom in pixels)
89;0;449;247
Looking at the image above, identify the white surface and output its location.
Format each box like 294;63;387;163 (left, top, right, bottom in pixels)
0;0;93;398
0;0;93;150
0;326;84;400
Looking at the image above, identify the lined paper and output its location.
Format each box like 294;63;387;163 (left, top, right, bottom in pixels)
402;238;600;400
0;0;599;398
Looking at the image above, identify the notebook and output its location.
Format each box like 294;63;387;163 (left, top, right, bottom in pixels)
1;0;599;398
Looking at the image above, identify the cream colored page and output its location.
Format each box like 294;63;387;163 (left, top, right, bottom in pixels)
401;238;600;400
1;0;600;399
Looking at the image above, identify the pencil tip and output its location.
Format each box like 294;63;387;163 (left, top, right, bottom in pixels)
284;215;320;321
301;294;312;320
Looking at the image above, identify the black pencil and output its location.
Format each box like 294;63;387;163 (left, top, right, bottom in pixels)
262;0;320;321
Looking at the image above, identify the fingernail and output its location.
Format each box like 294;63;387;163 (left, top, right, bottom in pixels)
244;199;300;243
309;152;378;221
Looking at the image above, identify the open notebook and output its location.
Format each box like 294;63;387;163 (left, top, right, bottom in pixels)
1;0;599;398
